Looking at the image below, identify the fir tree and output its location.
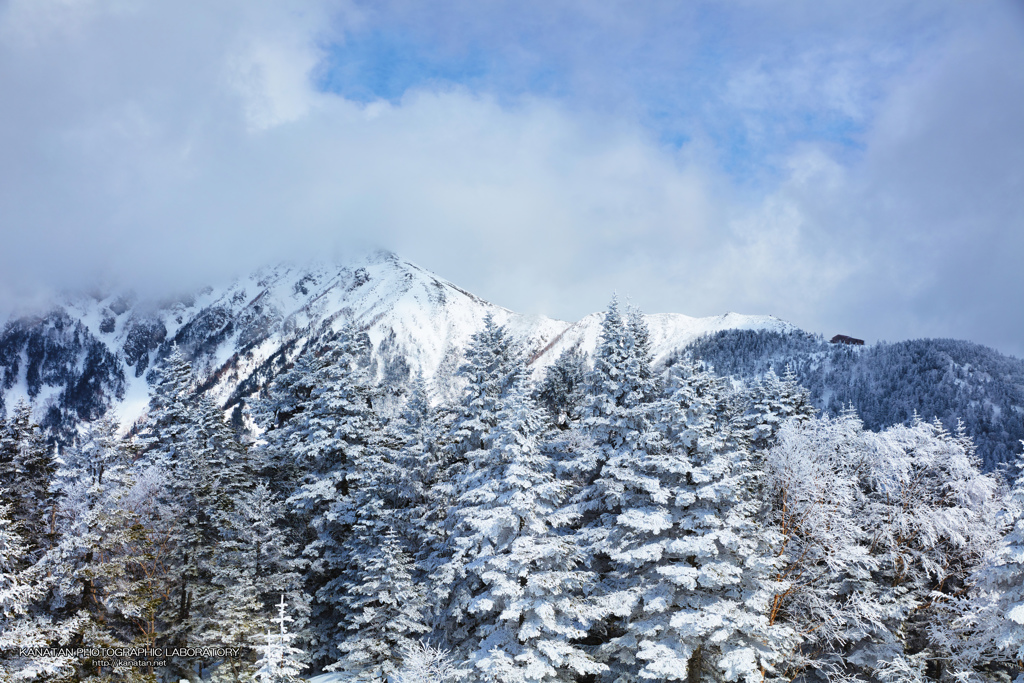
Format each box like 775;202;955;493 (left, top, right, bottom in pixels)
0;494;80;680
448;313;524;459
395;373;445;561
42;415;144;677
137;347;195;468
428;314;524;640
133;348;224;658
0;401;58;560
284;324;381;666
251;341;322;500
444;385;605;682
564;298;662;496
536;348;588;429
555;298;667;677
590;357;788;682
254;596;307;683
205;481;308;682
334;527;430;680
742;367;815;452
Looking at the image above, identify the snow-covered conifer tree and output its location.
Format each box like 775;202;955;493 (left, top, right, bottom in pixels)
536;348;589;429
284;324;382;666
441;385;605;682
581;299;655;455
395;372;445;558
743;367;815;451
131;348;228;655
194;394;255;520
448;313;523;459
589;357;789;682
0;493;80;680
137;347;196;467
562;299;662;498
334;527;430;679
0;401;58;559
554;298;672;678
427;315;525;635
204;480;309;681
43;416;138;663
254;596;307;683
251;341;321;500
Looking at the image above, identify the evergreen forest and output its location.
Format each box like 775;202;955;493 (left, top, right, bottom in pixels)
2;300;1023;683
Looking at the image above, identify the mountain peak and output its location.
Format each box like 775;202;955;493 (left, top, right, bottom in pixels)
0;254;796;435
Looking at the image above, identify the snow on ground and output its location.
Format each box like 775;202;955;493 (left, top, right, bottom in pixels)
307;673;349;683
112;372;153;432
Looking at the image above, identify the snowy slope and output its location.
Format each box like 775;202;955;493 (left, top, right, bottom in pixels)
0;251;795;433
529;310;796;374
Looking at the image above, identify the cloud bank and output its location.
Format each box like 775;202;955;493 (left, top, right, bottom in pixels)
0;0;1022;355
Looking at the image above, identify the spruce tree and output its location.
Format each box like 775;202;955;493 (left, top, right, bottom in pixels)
742;367;815;452
0;401;58;560
436;384;605;681
448;313;523;459
478;386;605;682
133;348;224;659
395;373;445;561
251;341;321;500
0;493;82;680
563;299;661;500
536;348;588;429
137;347;196;468
331;380;429;677
592;357;789;682
284;324;381;666
555;298;665;677
43;416;140;675
334;527;430;679
949;444;1024;675
205;481;309;682
254;596;307;683
428;314;524;640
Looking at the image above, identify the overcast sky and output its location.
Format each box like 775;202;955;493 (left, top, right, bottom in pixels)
1;1;1022;356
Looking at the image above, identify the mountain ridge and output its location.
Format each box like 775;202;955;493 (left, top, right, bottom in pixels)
3;250;1021;472
0;251;793;438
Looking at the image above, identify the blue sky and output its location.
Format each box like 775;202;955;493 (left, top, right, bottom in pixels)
319;2;898;182
1;0;1022;355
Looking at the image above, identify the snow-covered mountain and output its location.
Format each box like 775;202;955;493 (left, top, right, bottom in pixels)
0;251;794;438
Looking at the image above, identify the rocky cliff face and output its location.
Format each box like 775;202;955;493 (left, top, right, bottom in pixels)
0;251;794;441
0;310;125;437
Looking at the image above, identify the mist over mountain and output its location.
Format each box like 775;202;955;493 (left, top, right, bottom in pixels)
1;251;1021;470
0;252;788;435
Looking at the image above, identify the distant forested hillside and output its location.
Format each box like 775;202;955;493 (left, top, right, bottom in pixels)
683;330;1024;472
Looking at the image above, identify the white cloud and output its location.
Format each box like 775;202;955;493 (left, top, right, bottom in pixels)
0;0;1021;356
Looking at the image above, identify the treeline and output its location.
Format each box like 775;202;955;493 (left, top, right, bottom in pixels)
684;330;1024;472
1;299;1023;683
